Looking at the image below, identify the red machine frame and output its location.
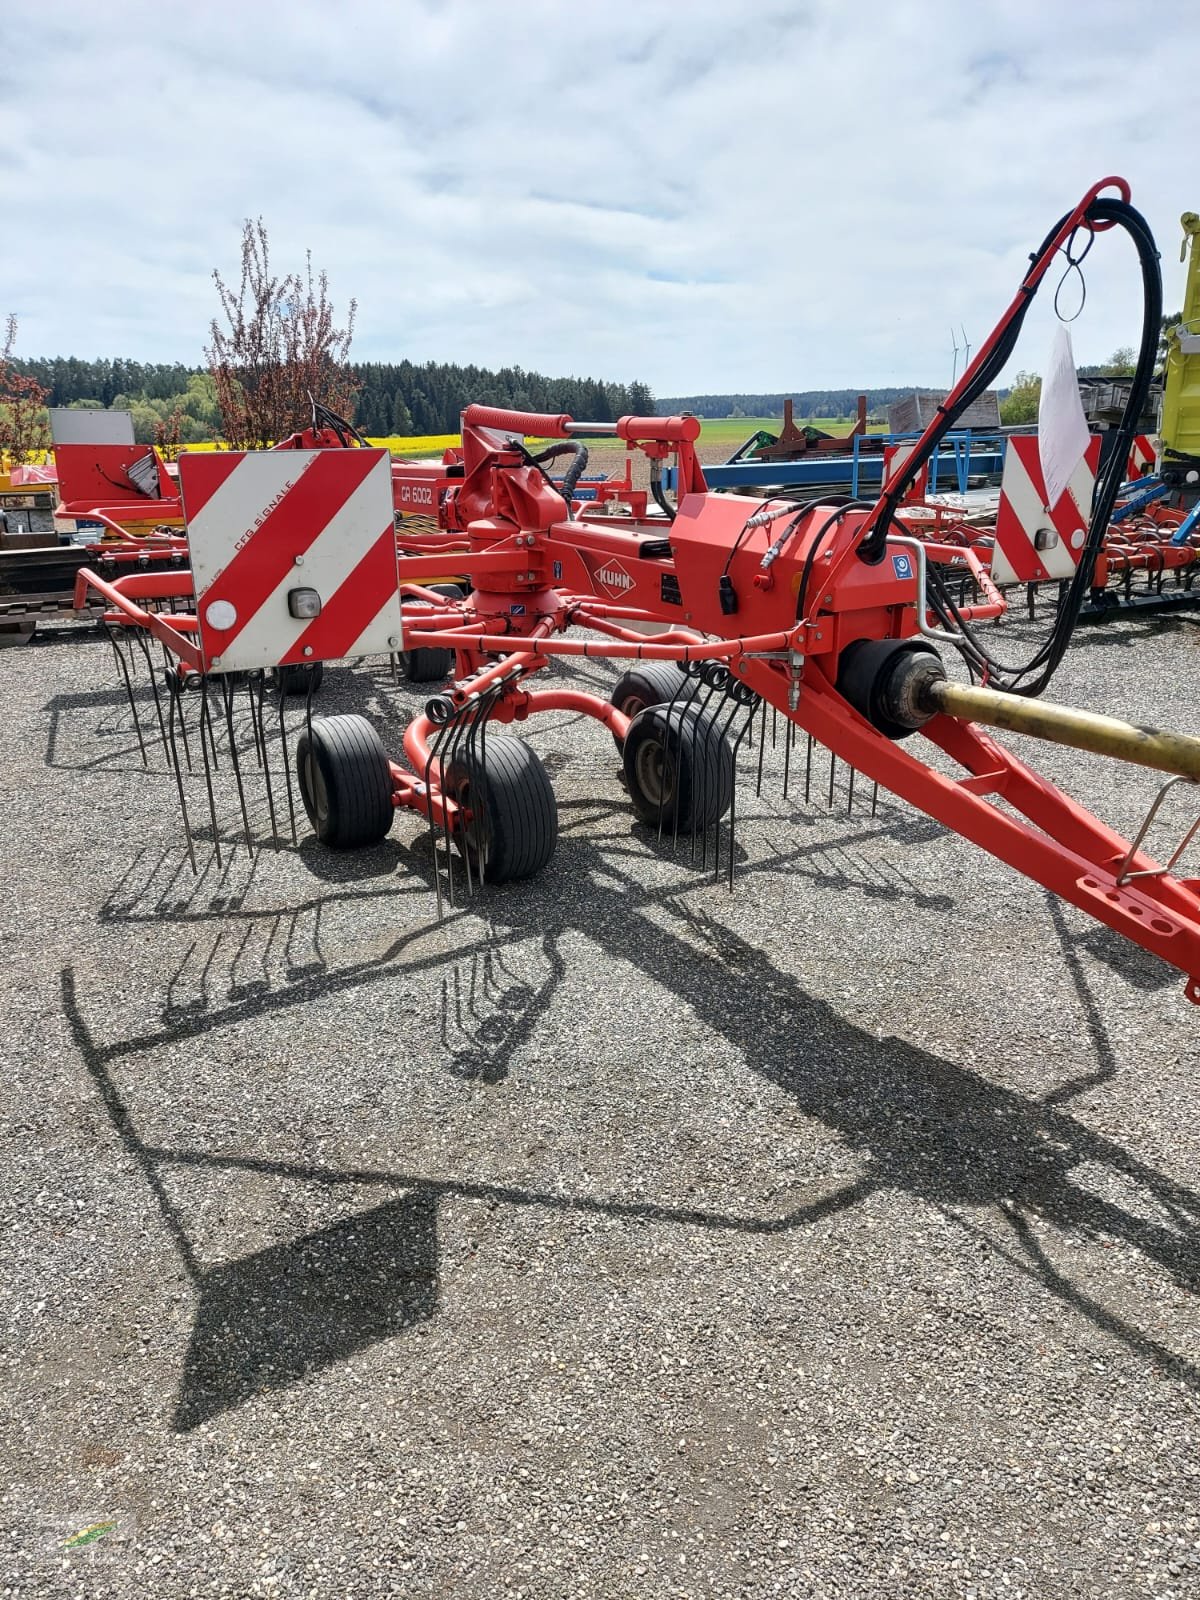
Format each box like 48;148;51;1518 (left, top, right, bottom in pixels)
73;176;1200;1003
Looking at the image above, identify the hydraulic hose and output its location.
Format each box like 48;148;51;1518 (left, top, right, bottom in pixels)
859;192;1161;696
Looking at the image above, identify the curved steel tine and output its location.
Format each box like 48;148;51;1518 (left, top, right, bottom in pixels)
221;676;253;852
783;717;793;800
847;764;856;818
245;674;266;768
129;629;170;762
423;715;448;920
254;672;280;851
197;679;222;870
661;671;694;846
165;676;197;875
827;746;837;808
105;623;147;767
725;690;760;891
199;675;220;774
871;780;879;818
755;697;767;799
804;733;813;805
277;678;298;846
458;702;483;900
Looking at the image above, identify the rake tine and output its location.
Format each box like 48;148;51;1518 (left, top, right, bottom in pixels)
708;677;742;878
459;704;482;900
390;651;400;686
244;675;266;768
847;764;856;818
162;652;194;774
783;717;793;800
661;672;691;846
199;676;221;774
440;708;467;908
422;715;446;921
725;689;759;892
197;680;222;870
106;624;148;767
254;672;281;852
827;748;837;809
441;707;472;909
132;630;170;762
220;676;254;852
278;680;299;847
695;679;724;871
804;732;813;805
755;697;767;799
871;780;879;818
165;678;197;876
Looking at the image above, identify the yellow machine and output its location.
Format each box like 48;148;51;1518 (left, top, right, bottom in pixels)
1161;212;1200;492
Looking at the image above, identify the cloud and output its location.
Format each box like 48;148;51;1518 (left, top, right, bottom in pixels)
4;0;1196;395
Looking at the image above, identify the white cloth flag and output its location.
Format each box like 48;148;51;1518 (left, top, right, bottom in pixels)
1038;323;1090;509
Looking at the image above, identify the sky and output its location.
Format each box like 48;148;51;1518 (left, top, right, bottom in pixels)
3;0;1197;398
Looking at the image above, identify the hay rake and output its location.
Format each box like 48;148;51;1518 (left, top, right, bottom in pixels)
74;176;1200;1003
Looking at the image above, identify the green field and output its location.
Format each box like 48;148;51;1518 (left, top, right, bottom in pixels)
694;415;887;446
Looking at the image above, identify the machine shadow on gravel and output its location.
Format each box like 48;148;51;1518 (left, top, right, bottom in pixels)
60;830;1200;1430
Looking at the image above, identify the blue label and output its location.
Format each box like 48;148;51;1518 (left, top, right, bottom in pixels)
891;553;913;581
510;603;526;617
552;560;563;581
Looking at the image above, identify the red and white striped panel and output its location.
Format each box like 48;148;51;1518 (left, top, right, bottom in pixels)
882;442;929;501
1127;434;1156;479
992;434;1102;586
180;449;401;673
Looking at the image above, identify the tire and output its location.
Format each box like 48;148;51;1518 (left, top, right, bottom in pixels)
622;702;734;831
275;660;325;696
402;584;463;684
296;714;394;848
609;662;693;750
443;734;557;883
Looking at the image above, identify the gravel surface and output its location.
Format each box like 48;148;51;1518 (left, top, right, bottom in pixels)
3;605;1200;1597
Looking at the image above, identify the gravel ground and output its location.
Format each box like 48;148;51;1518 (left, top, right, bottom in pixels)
3;603;1200;1598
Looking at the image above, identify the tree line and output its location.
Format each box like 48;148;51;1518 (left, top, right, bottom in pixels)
7;353;657;443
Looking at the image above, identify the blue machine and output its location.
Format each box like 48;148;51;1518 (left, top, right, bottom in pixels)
664;428;1010;495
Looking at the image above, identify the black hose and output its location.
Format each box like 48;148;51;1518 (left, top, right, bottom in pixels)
528;441;590;519
650;457;676;523
860;197;1161;696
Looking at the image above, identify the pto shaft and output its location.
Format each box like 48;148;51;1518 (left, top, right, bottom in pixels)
924;679;1200;781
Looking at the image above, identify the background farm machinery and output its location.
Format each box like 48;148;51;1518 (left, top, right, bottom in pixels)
68;177;1200;1006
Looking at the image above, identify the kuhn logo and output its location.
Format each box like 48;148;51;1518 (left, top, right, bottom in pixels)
595;560;634;595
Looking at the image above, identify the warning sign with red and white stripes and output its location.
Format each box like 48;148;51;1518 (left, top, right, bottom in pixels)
882;442;928;501
180;449;401;672
1126;434;1156;479
992;433;1102;586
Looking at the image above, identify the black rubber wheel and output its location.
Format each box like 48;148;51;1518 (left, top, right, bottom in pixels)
275;660;325;696
609;662;693;750
402;584;463;683
622;702;734;831
443;735;557;883
296;714;394;847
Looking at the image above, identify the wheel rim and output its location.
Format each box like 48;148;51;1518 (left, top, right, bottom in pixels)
304;750;330;831
455;779;490;870
633;735;674;809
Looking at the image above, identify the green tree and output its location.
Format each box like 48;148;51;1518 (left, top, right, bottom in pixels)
1099;347;1136;377
1000;371;1041;425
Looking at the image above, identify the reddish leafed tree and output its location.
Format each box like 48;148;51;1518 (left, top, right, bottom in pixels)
205;219;358;449
154;403;185;461
0;315;51;465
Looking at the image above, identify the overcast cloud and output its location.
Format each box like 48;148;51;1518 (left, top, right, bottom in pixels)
3;0;1196;395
